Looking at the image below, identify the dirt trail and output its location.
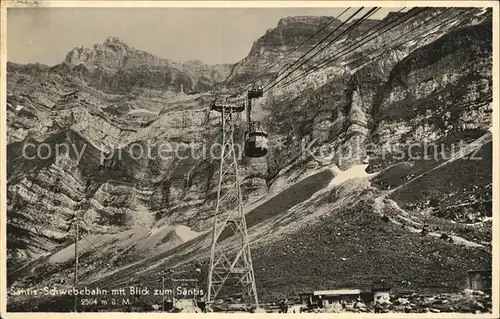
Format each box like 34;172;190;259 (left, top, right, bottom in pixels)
371;132;492;249
373;195;485;248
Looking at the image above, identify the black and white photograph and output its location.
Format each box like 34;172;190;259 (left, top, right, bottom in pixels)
1;0;498;315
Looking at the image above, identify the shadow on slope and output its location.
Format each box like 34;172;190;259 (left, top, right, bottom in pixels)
218;169;334;241
390;141;492;214
371;130;488;190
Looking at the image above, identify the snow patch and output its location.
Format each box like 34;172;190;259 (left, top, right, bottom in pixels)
148;224;174;237
175;225;201;242
475;8;489;16
328;164;373;187
128;108;159;117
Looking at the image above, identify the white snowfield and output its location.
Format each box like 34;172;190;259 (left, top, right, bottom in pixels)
175;225;201;242
328;164;373;187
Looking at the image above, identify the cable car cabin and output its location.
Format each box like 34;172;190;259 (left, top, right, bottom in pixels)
210;96;245;113
245;121;268;158
247;85;263;99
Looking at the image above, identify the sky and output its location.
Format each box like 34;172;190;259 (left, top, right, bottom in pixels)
7;7;405;66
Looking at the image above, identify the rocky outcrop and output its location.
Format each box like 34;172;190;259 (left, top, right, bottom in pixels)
249;16;343;56
372;21;492;162
58;37;232;93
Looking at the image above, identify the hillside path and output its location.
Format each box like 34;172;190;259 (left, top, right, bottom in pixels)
371;132;491;248
373;195;485;248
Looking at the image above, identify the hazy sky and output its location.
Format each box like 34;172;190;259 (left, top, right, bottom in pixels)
7;7;404;66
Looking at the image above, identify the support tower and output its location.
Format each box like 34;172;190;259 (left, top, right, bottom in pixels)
206;95;259;308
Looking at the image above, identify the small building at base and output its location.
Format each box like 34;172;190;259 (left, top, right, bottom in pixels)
372;287;392;302
299;289;362;308
467;269;492;294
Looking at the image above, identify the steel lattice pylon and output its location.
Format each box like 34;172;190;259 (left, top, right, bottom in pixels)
206;98;259;308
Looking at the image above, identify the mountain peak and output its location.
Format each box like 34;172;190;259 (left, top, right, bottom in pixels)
277;16;337;27
64;36;136;68
183;59;205;65
249;15;342;56
103;36;130;48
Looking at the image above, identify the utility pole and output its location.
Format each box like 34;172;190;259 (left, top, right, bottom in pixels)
162;275;165;312
74;211;79;312
72;176;97;313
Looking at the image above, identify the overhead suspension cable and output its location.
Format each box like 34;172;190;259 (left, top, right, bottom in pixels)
264;7;381;91
226;7;371;100
348;8;463;70
223;7;399;98
80;233;108;259
351;8;470;124
274;7;436;90
267;8;352;80
276;7;462;91
263;7;368;90
223;8;353;99
76;218;109;258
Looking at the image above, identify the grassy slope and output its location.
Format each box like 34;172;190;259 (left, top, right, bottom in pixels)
219;170;334;241
251;200;491;301
390;142;492;210
7;161;492;309
386;141;492;244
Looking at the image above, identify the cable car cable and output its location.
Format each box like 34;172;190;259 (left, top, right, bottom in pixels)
263;7;368;90
350;8;471;125
78;218;110;258
230;8;349;97
218;7;399;99
273;7;427;91
222;8;372;104
276;7;461;91
263;7;372;90
267;8;352;81
240;6;399;97
274;7;437;91
309;6;412;68
347;7;464;70
265;7;381;91
80;233;107;259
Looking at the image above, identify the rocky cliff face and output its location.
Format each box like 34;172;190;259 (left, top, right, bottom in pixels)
51;37;232;93
255;8;492;174
249;16;343;56
6;63;266;268
6;7;493;308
